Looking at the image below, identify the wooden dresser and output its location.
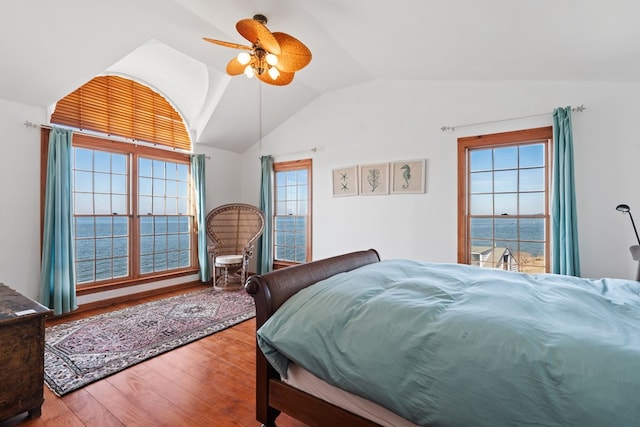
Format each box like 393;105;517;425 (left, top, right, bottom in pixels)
0;284;52;422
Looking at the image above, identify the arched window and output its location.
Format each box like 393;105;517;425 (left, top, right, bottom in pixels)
51;75;191;151
45;76;197;292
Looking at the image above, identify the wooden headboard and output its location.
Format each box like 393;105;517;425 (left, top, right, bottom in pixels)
245;248;380;328
244;249;381;427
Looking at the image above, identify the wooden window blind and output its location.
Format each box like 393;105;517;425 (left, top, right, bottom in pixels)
51;75;191;151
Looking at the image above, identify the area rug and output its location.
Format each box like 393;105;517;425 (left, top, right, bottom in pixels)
44;288;255;396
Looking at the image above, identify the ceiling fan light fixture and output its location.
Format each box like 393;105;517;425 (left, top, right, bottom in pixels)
237;52;251;65
203;14;311;86
268;67;280;80
266;53;278;66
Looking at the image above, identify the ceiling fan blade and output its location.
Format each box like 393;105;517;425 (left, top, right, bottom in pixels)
236;18;281;55
257;69;295;86
203;37;252;51
272;32;312;73
226;58;245;76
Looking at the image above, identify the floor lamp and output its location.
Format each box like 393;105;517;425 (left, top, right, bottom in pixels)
616;204;640;280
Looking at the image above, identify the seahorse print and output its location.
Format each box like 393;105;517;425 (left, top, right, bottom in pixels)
401;164;411;189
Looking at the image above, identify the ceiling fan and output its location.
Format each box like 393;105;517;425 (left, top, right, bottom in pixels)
203;14;312;86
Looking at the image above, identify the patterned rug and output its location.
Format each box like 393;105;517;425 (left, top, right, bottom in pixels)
44;288;255;396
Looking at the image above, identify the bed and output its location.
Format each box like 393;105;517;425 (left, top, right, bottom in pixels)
244;249;640;427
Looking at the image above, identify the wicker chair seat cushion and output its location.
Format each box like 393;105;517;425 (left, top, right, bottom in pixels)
215;255;244;265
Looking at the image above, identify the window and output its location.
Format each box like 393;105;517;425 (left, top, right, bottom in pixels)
273;159;312;269
70;134;195;287
73;146;130;282
45;75;197;291
458;127;552;273
50;75;191;151
137;157;192;275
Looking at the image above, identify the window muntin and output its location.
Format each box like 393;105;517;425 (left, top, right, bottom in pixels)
75;215;130;283
73;148;131;283
138;157;192;275
139;216;191;274
273;159;312;267
458;127;551;273
71;135;195;286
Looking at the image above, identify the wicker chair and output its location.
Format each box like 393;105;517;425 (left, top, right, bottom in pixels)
205;203;265;290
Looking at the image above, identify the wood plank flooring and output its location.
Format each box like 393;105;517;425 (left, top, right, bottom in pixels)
0;286;307;427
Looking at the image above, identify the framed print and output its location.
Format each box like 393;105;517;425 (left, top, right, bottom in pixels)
359;163;389;195
332;166;358;196
391;159;426;194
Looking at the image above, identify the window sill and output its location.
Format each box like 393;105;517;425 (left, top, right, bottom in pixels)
76;268;201;296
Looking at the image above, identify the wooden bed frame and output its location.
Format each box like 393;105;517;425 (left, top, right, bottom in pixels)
245;249;382;427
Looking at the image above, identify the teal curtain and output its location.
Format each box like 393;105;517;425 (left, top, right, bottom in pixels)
191;154;210;282
257;155;273;274
39;127;77;315
551;107;581;276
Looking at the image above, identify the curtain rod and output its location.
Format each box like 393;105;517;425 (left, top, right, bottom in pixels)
440;105;586;132
259;147;317;159
32;123;196;156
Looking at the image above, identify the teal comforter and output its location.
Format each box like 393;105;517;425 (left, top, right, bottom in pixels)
257;259;640;426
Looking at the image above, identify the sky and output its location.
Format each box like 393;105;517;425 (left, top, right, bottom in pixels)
469;143;545;216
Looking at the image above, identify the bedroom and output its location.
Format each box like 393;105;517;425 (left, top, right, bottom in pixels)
1;1;640;426
2;0;639;307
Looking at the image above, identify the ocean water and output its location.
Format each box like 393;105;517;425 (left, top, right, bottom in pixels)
274;215;307;262
471;217;545;257
74;214;540;283
75;215;192;283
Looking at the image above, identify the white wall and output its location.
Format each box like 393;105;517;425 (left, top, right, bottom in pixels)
0;99;47;300
0;99;243;302
196;143;244;210
242;80;640;280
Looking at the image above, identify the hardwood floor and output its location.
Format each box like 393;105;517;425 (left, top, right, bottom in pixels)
0;286;307;427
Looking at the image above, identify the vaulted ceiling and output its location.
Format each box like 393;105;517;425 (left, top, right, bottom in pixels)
2;0;640;152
